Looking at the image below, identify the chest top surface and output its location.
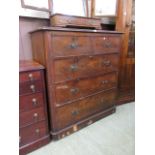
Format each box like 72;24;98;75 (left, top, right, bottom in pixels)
19;60;44;72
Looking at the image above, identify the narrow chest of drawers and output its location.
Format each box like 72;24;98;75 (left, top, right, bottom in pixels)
19;60;50;155
30;27;122;140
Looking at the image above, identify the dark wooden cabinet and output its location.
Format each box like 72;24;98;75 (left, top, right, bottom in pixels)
30;27;122;140
19;60;50;155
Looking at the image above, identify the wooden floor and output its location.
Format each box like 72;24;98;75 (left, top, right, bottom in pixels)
28;102;135;155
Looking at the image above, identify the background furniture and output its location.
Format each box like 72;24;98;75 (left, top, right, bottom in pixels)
30;27;122;140
19;60;50;155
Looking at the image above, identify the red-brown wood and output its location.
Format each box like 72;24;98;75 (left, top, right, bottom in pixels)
30;27;122;139
19;60;50;155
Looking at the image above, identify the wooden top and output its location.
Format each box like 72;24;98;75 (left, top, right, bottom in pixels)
30;26;123;34
19;60;44;72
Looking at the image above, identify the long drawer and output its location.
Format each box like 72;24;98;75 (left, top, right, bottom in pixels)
54;72;117;106
20;107;46;128
51;54;119;83
19;92;45;112
19;121;48;146
54;89;116;130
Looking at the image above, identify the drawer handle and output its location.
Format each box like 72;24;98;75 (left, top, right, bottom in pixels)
30;85;35;92
103;60;111;66
70;88;79;94
71;109;79;116
70;64;78;72
101;80;108;84
35;129;40;134
32;98;37;106
28;73;33;81
103;42;112;48
69;43;78;49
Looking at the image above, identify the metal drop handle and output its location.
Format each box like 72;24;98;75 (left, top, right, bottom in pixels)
70;64;78;72
28;73;33;81
70;88;79;94
32;98;37;106
30;85;35;92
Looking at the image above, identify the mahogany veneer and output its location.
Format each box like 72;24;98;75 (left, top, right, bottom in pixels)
30;27;122;140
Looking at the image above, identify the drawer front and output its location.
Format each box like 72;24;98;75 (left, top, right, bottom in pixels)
51;32;92;56
19;80;43;95
54;72;117;105
53;54;119;83
20;107;46;127
55;90;116;130
93;35;121;54
20;71;42;83
19;121;48;146
19;93;44;112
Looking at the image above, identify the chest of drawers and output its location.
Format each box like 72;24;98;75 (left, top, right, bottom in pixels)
30;27;122;140
19;60;50;155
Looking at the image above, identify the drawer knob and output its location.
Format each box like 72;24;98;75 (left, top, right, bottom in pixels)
71;109;79;116
103;60;111;66
70;64;78;72
28;73;33;81
70;88;79;94
35;129;40;134
19;136;21;143
104;42;112;48
33;113;38;118
30;85;35;92
69;43;78;49
32;98;37;106
101;80;108;84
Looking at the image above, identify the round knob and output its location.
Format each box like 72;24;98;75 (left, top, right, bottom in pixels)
32;98;37;106
35;129;40;134
30;85;35;92
33;113;38;118
28;73;33;81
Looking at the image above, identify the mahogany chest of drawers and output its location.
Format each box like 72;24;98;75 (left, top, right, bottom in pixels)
30;27;122;140
19;60;50;155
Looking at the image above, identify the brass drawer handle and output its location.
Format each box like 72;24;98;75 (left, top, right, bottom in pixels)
70;64;78;72
30;85;35;92
70;88;79;94
32;98;37;106
69;43;78;49
103;60;111;66
104;42;112;48
71;109;79;116
28;73;33;81
101;80;108;84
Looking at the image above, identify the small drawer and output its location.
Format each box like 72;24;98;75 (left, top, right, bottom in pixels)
19;80;43;95
19;93;45;112
55;89;116;130
19;121;48;146
20;71;42;83
93;35;121;54
54;72;117;105
51;32;92;57
19;107;46;128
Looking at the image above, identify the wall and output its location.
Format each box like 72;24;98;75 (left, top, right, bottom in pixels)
19;17;50;60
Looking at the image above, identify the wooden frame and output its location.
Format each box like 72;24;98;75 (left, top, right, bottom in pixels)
91;0;118;17
21;0;51;12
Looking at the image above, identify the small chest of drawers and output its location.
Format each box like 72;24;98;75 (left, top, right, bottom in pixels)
30;27;122;140
19;60;50;155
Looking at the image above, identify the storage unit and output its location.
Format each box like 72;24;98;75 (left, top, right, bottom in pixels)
19;60;50;155
30;27;122;140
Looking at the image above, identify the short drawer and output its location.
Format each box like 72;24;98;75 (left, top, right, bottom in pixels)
51;32;92;57
52;54;119;83
20;107;46;128
54;72;117;106
19;121;48;146
92;35;121;54
54;89;116;130
20;71;42;83
19;93;45;112
19;80;43;95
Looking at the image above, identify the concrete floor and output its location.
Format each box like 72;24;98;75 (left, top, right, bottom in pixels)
28;102;135;155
